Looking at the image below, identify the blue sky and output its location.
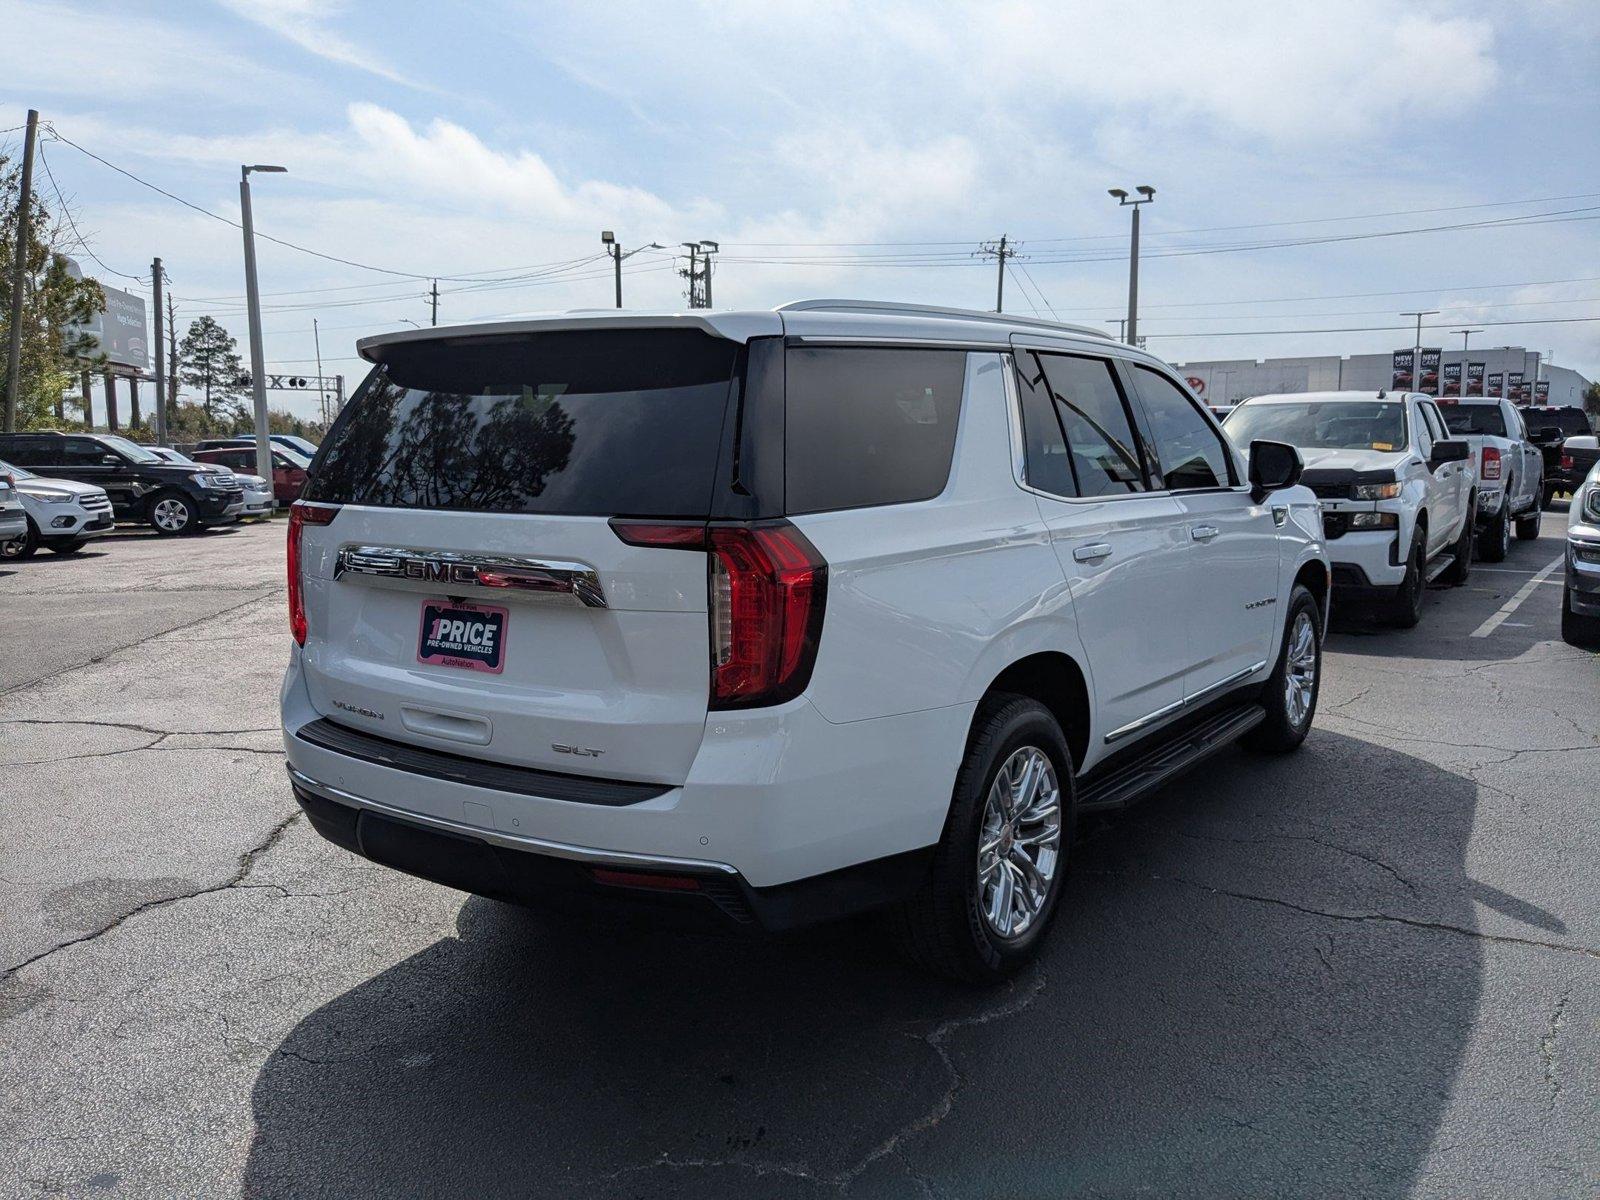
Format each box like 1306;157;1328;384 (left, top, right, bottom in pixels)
2;0;1597;419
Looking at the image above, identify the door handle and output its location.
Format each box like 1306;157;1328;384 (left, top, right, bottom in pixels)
1190;525;1220;542
1073;543;1113;563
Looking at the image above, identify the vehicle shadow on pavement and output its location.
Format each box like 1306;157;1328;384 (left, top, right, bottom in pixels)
242;730;1489;1199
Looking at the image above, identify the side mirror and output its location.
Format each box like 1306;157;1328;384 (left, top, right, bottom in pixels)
100;454;122;466
1430;439;1471;466
1249;439;1303;501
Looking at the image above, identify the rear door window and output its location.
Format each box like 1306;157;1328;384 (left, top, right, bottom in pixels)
1128;365;1235;490
1035;353;1148;496
783;346;966;514
304;329;739;517
1012;351;1075;496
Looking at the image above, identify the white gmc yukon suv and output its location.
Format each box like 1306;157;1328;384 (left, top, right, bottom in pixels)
1225;391;1475;628
282;302;1330;980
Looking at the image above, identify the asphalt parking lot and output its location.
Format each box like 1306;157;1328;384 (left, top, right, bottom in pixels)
2;516;1596;1199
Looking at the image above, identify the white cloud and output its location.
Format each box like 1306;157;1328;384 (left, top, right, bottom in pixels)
214;0;430;90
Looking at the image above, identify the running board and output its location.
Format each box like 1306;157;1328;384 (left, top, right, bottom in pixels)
1076;703;1266;814
1425;553;1455;583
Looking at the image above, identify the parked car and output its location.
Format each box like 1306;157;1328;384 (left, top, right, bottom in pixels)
191;445;309;505
1522;405;1594;504
1436;397;1544;558
1559;436;1600;501
0;431;244;535
1224;390;1474;627
281;301;1328;982
1561;458;1600;649
195;433;319;459
0;458;115;558
147;445;275;518
0;469;26;547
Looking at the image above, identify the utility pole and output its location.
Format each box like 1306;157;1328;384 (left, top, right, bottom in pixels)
699;241;719;307
151;258;168;445
976;236;1018;313
240;163;286;486
4;109;40;432
430;278;439;327
680;243;702;308
313;317;327;426
1109;186;1156;345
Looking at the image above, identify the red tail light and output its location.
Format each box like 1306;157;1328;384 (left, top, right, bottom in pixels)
288;502;339;645
611;518;828;709
1562;453;1574;471
1480;446;1502;480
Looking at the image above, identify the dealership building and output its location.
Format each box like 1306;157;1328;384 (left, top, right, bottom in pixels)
1174;345;1592;409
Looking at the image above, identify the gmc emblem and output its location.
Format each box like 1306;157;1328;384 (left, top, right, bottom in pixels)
400;558;479;585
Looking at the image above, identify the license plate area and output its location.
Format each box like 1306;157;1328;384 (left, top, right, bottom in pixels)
417;598;509;674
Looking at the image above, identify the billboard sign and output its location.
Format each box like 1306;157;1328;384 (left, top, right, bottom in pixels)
1535;379;1550;401
1488;371;1504;398
62;257;149;372
1508;371;1525;404
1466;362;1485;396
1418;348;1442;395
1391;350;1414;390
1442;362;1462;397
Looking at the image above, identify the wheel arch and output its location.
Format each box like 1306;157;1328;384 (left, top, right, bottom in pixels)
975;651;1091;772
1292;557;1329;627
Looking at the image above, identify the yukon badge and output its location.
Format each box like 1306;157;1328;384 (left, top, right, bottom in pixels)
1245;597;1277;610
332;698;385;721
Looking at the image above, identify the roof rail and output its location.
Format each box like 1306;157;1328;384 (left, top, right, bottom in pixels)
776;299;1112;341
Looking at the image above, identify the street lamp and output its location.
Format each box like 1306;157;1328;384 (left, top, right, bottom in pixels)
601;231;665;308
1109;185;1155;345
240;163;286;487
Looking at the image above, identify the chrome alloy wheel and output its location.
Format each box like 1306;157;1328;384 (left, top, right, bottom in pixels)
976;746;1062;940
152;498;190;532
1285;609;1318;729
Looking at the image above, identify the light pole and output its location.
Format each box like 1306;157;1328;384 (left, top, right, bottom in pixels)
1452;328;1483;351
600;232;663;308
1105;316;1127;341
1109;185;1155;345
1399;310;1438;393
240;163;285;487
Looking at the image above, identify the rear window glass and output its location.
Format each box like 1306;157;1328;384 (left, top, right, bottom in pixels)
1440;404;1507;437
304;330;738;517
783;347;966;514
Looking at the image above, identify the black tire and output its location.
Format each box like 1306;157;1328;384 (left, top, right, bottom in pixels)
2;516;39;559
1478;500;1509;562
1441;496;1475;586
1541;483;1557;511
45;538;86;555
147;491;195;536
889;694;1076;983
1383;534;1426;628
1562;587;1600;650
1245;585;1322;753
1514;505;1541;541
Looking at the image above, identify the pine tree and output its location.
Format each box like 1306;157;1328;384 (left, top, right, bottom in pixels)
178;315;246;423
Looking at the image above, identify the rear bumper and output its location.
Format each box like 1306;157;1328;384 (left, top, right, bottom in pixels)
281;651;970;898
289;769;933;932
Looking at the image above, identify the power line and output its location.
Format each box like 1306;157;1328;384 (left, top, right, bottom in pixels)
36;141;147;283
1139;314;1600;339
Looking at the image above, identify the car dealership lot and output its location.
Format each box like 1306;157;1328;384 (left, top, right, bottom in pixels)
2;520;1596;1197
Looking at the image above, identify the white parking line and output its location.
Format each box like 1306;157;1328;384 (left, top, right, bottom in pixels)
1470;555;1565;638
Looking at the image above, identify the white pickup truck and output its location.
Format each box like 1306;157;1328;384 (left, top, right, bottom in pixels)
1437;397;1544;561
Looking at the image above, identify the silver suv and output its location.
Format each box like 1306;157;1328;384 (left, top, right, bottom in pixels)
283;301;1329;980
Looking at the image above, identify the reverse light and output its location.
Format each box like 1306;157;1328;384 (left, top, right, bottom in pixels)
610;518;829;709
1480;446;1502;480
287;501;340;645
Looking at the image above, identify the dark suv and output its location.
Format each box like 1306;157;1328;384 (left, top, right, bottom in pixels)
1523;406;1595;504
0;431;245;535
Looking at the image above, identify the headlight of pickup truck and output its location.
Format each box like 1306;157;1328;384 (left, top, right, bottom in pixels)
1352;481;1402;500
1585;486;1600;524
192;473;230;488
1348;512;1399;530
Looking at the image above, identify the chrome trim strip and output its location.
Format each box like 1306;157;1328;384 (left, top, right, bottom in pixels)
787;335;1004;350
286;765;739;875
1103;659;1269;744
333;545;606;608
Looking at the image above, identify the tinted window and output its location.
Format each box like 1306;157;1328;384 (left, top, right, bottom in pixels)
1036;353;1147;496
784;347;966;514
1013;351;1074;496
305;329;738;517
1225;401;1407;452
1131;366;1233;490
1439;403;1506;437
0;439;43;466
62;438;117;466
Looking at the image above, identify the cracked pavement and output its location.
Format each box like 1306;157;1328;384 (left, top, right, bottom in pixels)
2;516;1597;1198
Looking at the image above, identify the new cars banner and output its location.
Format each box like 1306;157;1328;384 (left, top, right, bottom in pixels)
1442;362;1462;396
1508;371;1524;403
1391;350;1414;390
1535;380;1550;400
1466;362;1485;396
1488;371;1504;397
1419;348;1442;395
